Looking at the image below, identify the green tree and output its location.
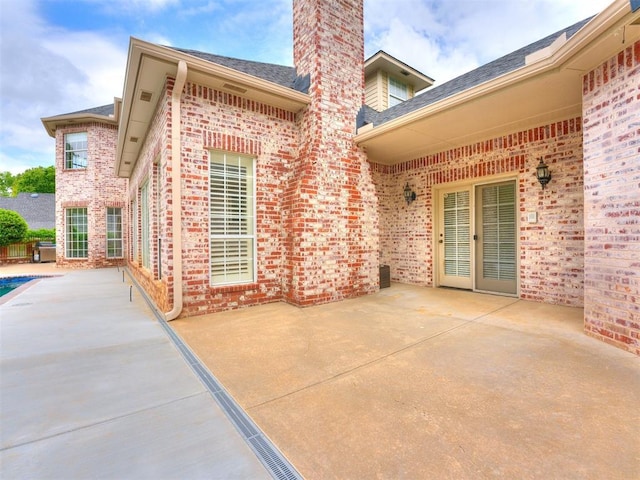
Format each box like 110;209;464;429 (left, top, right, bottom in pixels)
0;171;15;196
12;166;55;194
0;209;28;246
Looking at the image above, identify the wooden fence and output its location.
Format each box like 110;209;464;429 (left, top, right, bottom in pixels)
0;237;55;264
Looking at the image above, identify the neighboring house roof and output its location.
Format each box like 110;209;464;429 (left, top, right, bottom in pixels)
0;193;55;230
361;17;592;128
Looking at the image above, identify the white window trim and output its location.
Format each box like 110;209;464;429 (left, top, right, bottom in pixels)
141;181;151;269
64;132;88;169
131;197;138;263
65;207;88;258
208;151;257;286
106;207;123;259
388;77;408;107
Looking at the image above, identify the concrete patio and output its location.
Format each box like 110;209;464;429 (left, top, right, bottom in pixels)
172;284;640;479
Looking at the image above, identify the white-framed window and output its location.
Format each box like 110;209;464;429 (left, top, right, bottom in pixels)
64;132;88;169
106;207;123;258
140;181;150;269
65;207;88;258
131;197;138;262
389;77;408;107
209;151;256;285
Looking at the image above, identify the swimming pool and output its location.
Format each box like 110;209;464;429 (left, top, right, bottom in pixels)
0;276;38;297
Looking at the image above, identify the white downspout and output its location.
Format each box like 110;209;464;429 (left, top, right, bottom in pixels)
165;60;188;321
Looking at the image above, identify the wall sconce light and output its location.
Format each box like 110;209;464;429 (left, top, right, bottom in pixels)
535;158;551;190
403;182;416;205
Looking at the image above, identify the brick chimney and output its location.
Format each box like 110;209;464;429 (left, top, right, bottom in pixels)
283;0;379;306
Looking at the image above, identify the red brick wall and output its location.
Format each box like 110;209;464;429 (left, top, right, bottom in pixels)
127;0;379;317
371;116;584;306
55;122;128;269
286;0;379;306
127;83;171;312
582;40;640;355
180;84;300;316
127;77;301;317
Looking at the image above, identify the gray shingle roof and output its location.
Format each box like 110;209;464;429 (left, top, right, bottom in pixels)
60;104;115;117
168;47;309;93
0;193;55;230
66;16;593;132
361;16;593;127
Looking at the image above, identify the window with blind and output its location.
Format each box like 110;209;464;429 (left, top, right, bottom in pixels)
389;77;408;107
481;183;516;281
209;151;255;285
443;191;471;278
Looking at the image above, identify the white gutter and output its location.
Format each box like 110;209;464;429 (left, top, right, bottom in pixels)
165;60;188;321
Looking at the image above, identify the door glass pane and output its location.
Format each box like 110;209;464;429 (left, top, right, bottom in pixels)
443;191;470;277
482;183;516;281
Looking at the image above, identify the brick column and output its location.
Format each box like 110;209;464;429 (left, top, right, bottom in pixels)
284;0;379;306
582;41;640;355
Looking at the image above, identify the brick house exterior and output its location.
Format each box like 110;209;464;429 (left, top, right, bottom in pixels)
43;0;639;355
42;104;128;269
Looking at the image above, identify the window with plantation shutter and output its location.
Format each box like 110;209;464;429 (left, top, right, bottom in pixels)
443;191;471;278
209;152;255;285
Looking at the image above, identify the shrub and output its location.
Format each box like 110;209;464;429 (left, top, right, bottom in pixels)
0;209;28;246
26;228;56;241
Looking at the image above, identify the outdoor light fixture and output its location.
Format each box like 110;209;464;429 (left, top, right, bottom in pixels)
403;182;416;205
535;158;552;190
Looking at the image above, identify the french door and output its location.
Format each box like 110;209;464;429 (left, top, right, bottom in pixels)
438;187;472;289
475;182;517;294
437;180;517;295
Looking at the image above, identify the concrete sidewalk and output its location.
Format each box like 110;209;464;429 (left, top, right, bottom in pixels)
0;268;274;479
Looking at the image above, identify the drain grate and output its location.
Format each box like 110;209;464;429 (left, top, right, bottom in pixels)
139;287;302;480
249;436;301;480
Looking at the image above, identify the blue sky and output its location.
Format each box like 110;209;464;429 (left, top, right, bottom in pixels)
0;0;611;174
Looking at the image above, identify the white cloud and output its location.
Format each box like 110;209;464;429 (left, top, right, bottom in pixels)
86;0;180;15
0;0;126;174
42;32;126;104
0;0;617;175
365;0;612;84
190;0;294;65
